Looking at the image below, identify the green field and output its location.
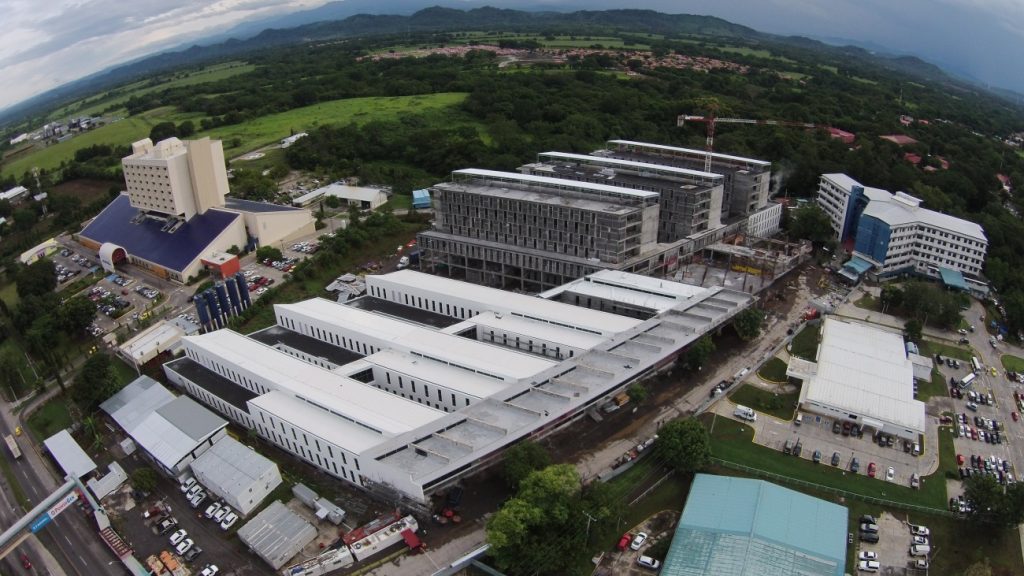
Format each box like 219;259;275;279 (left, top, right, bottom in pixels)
919;339;972;361
0;282;19;308
26;395;74;440
202;92;473;154
716;46;795;63
789;323;820;360
2;106;204;178
728;383;799;420
0;338;36;400
52;61;254;120
919;367;949;402
1001;354;1024;372
756;357;789;382
704;414;947;509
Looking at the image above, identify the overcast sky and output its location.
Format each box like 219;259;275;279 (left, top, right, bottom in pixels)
1;0;1021;112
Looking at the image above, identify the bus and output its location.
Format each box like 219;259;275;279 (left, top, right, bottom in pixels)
960;372;977;389
971;357;982;374
4;434;21;459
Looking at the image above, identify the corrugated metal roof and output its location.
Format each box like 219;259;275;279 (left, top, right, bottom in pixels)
190;437;279;512
43;429;97;478
237;501;317;570
801;318;926;433
156;396;229;442
101;376;175;433
662;474;847;576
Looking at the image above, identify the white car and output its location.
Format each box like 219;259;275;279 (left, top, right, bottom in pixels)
912;535;929;546
885;467;895;481
185;484;203;499
220;511;238;531
910;525;930;537
176;538;194;556
200;566;219;576
630;532;648;551
637;555;661;570
858;560;880;572
189;491;207;508
213;506;229;523
204;502;222;520
169;529;188;546
179;477;197;493
858;551;878;560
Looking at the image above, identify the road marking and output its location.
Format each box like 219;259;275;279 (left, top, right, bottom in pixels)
78;553;88;565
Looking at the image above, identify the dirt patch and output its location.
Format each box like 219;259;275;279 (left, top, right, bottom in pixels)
52;178;116;205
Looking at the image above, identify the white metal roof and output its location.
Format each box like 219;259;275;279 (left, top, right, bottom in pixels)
189;330;443;435
279;298;557;381
101;375;175;433
43;429;97;478
363;349;509;399
801;318;926;433
237;500;317;570
539;269;711;313
249;391;385;453
120;322;184;360
132;398;227;471
452;168;660;199
190;436;279;499
539;151;724;180
370;271;641;336
863;195;986;241
321;183;387;202
608;140;771;167
468;311;607;351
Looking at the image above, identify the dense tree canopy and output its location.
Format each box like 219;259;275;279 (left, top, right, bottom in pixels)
656;418;711;474
501;441;552;490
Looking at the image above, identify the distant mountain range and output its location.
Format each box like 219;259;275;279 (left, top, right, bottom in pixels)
2;4;1018;127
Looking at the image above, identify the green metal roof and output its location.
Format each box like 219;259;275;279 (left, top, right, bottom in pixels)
661;474;848;576
939;267;968;291
843;256;873;275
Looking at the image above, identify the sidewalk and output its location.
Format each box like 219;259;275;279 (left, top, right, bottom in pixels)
361;525;486;576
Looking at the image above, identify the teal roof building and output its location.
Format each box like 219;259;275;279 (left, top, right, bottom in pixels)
662;474;847;576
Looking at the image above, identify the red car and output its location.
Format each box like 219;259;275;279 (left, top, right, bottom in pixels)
20;554;31;569
868;462;877;478
617;533;632;551
957;454;965;465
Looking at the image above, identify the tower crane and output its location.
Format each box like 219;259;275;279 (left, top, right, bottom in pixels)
677;113;825;172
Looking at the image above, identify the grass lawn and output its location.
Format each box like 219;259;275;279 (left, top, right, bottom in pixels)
110;356;139;387
703;413;946;509
2;106;204;178
26;395;74;440
385;194;413;211
919;339;972;361
1001;354;1024;372
789;323;820;360
0;282;19;308
716;46;795;63
201;92;473;155
756;357;789;383
918;367;949;402
853;292;878;311
0;338;37;399
728;383;799;420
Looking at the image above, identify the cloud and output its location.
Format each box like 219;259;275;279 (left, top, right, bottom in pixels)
0;0;328;111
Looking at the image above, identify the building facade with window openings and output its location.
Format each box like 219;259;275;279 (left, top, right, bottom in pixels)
163;269;753;509
418;141;779;292
816;173;987;281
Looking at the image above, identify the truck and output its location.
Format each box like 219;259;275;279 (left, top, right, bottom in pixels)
734;405;757;422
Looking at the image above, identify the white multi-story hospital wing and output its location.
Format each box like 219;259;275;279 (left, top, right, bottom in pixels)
164;270;754;507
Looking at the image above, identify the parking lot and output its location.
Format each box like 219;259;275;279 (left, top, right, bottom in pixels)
600;511;677;576
855;512;930;572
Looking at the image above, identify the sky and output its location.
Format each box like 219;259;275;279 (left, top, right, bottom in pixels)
1;0;1021;112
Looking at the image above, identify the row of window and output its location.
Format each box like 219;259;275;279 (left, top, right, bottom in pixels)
254;409;362;486
183;347;272;396
279;315;377;356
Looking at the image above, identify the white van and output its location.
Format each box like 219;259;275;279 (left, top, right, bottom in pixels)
794;413;803;426
734;405;757;422
910;544;931;557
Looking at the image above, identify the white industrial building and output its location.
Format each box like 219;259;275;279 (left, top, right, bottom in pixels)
164;269;753;507
101;376;228;477
238;500;317;570
816;173;987;284
788;318;926;440
190;436;281;516
293;183;388;210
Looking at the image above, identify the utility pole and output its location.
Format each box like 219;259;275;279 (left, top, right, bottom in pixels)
583;510;598;544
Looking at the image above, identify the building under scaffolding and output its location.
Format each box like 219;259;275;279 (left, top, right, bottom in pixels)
679;235;811;293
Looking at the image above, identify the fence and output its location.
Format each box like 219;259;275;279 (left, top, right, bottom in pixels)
710;457;955;518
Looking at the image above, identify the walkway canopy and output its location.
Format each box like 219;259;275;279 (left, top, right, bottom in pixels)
939;267;968;291
43;429;97;478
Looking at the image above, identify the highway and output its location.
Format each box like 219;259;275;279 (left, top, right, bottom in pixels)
0;398;125;576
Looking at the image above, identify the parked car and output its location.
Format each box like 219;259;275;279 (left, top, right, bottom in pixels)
812;450;822;464
860;523;879;533
169;529;187;546
858;560;880;572
831;452;840;466
630;532;648;551
858;551;878;561
868;463;877;478
850;458;860;473
617;533;631;551
886;466;896;481
833;421;842;434
180;477;197;493
204;502;222;520
910;525;930;537
200;566;219;576
910;473;921;489
176;538;194;555
213;506;230;523
637;556;661;570
859;532;879;543
184;546;203;562
220;512;238;531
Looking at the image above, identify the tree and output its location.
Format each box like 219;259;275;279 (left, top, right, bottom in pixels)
256;246;283;262
732;308;765;341
502;441;552;489
904;319;923;343
149;121;177;142
15;260;56;299
177;120;195;138
680;335;715;371
879;284;904;311
12;208;36;231
627;382;649;404
324;195;342;209
656;418;711;474
130;467;158;493
788;205;835;247
59;297;98;334
71;353;119;412
963;474;1017;525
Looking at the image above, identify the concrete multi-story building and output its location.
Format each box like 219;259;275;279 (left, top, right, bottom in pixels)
597;139;772;219
164;270;753;508
520;152;724;241
817;174;987;282
78;137;316;282
122;137;228;220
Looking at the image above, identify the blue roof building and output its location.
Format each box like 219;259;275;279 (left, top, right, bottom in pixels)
412;189;431;209
661;474;848;576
